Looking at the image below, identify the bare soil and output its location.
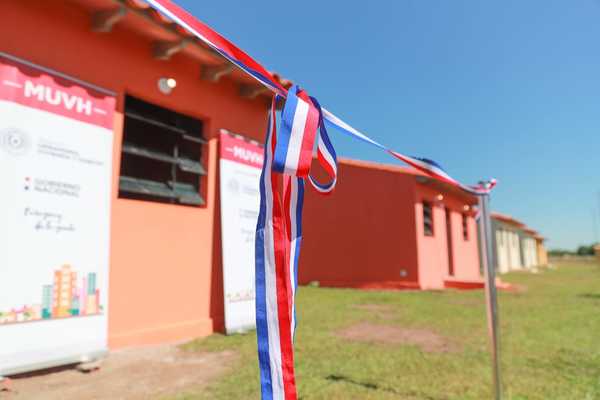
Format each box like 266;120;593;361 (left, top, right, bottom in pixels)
1;344;236;400
337;322;457;353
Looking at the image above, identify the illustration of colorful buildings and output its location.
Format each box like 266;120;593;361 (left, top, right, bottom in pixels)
86;273;100;315
0;311;17;323
70;295;80;316
22;305;41;320
52;265;77;318
42;284;53;319
0;265;102;325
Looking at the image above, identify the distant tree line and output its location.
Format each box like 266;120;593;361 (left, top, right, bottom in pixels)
549;243;598;257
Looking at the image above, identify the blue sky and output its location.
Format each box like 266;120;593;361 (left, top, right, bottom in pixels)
179;0;600;249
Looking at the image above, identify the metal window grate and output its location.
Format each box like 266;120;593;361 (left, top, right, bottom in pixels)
118;95;206;206
423;201;434;236
462;213;469;240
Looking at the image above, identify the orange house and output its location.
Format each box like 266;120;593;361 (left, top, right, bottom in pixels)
299;159;483;290
2;0;289;349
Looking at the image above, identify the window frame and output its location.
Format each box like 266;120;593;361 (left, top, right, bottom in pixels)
423;201;434;237
462;212;469;241
118;94;207;207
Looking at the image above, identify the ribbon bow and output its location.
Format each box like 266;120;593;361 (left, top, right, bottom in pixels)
255;86;336;400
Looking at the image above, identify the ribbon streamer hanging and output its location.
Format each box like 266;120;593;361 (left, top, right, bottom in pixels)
255;87;337;399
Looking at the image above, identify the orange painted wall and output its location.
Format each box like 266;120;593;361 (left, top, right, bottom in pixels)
449;208;481;280
415;185;480;289
299;159;420;287
3;1;268;348
414;187;448;289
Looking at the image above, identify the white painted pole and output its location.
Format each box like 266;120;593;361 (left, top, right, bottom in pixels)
478;190;502;400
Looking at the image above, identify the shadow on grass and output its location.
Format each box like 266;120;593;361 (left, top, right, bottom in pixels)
321;374;442;400
578;293;600;300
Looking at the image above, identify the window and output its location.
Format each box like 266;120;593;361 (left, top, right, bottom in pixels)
423;201;434;236
462;213;469;240
118;95;206;206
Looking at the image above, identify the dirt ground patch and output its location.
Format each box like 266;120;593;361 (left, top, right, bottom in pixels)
337;322;457;353
2;344;236;400
506;283;528;293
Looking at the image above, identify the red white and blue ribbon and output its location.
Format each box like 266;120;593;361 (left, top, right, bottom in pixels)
273;87;319;177
255;97;297;399
256;88;337;399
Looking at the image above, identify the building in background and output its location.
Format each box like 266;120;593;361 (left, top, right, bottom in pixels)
491;213;547;273
300;158;483;290
535;235;549;267
521;228;539;269
491;213;524;273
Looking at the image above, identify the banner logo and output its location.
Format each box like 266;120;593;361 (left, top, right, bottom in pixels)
1;127;31;156
24;81;95;116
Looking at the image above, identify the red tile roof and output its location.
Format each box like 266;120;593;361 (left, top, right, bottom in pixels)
73;0;292;96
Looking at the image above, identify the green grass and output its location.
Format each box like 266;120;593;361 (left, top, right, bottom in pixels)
170;261;600;399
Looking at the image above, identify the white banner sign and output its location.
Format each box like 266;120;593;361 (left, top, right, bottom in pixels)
0;54;115;375
219;131;263;334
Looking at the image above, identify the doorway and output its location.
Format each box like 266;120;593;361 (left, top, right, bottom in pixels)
445;207;454;276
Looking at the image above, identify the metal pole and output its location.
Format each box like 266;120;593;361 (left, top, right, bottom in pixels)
478;191;501;400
